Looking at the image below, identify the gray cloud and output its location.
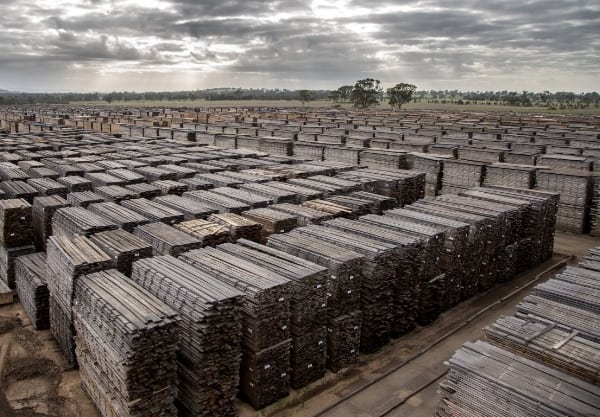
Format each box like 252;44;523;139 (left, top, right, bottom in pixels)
0;0;598;92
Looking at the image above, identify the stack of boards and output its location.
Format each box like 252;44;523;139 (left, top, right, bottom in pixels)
436;245;600;416
74;270;180;417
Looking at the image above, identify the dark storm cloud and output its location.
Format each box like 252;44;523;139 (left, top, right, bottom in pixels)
0;0;598;91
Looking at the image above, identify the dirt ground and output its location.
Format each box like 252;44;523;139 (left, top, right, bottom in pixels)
0;231;597;417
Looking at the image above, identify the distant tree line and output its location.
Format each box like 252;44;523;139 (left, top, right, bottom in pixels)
0;88;331;105
0;87;598;109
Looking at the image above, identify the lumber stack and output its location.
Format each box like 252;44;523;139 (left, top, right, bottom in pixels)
0;199;33;248
179;247;292;409
131;256;243;417
218;240;328;388
291;225;398;353
436;341;600;417
121;198;184;224
27;177;68;197
0;198;35;287
46;234;112;365
74;269;180;417
535;170;592;233
52;206;118;238
88;202;150;232
484;315;600;385
66;191;105;207
483;163;538;189
410;153;446;196
242;207;298;240
174;219;230;246
270;203;334;226
153;195;217;220
90;229;153;276
94;185;139;202
32;195;70;251
134;222;203;257
358;214;444;326
441;159;485;195
15;252;49;329
182;190;251;214
208;213;262;242
152;179;189;195
211;187;272;208
57;176;93;193
0;181;39;202
267;232;364;371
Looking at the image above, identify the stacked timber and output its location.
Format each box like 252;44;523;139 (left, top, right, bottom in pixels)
323;195;373;217
174;219;230;246
302;199;355;219
90;229;153;276
218;240;328;388
73;270;180;417
152;180;189;195
182;190;251;214
179;248;292;409
265;181;323;202
267;232;364;371
85;172;124;187
384;208;470;310
291;225;399;353
410;153;446;197
27;177;68;197
57;176;93;192
179;177;214;190
210;188;271;209
270;203;334;226
242;207;298;240
436;341;600;417
441;159;486;195
323;217;428;332
88;202;150;232
106;168;146;184
208;213;262;242
51;206;118;238
484;315;600;385
483;163;538;189
32;195;70;250
535;170;592;233
15;252;49;329
154;195;216;220
348;191;396;213
0;199;33;248
94;185;139;202
358;214;445;326
134;222;203;257
516;294;600;343
121;198;184;224
125;182;162;199
0;199;35;287
46;234;112;365
268;232;364;372
588;174;600;236
0;180;38;202
131;256;243;417
66;191;105;207
240;183;297;203
476;186;559;264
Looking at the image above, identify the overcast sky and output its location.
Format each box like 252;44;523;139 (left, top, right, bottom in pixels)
1;0;598;92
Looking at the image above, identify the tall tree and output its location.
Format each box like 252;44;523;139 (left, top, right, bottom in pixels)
387;83;417;110
336;85;353;102
298;90;312;104
350;79;382;108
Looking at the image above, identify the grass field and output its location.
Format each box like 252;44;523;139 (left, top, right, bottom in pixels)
69;99;600;115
